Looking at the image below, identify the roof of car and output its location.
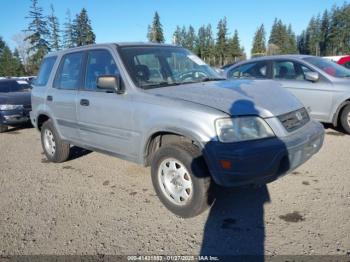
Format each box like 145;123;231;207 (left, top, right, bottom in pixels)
46;42;180;57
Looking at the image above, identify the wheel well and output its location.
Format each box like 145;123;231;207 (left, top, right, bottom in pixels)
335;100;350;126
37;114;50;130
144;132;199;166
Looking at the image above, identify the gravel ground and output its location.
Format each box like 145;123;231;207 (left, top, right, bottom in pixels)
0;125;349;256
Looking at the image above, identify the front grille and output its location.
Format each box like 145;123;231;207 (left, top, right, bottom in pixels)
278;108;310;132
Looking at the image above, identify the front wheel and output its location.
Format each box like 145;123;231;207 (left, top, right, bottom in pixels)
151;143;212;218
340;104;350;134
41;120;70;163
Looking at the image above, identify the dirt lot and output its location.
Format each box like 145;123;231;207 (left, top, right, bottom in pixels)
0;125;349;256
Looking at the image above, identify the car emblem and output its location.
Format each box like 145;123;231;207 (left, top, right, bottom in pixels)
295;111;303;121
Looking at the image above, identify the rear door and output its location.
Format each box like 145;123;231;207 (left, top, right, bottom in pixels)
46;52;84;141
272;60;333;122
76;49;140;161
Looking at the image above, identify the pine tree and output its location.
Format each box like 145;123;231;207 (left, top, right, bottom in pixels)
320;10;330;55
216;17;228;66
0;44;24;77
24;0;50;72
172;26;182;45
13;49;25;75
147;12;165;43
63;9;74;48
268;18;292;54
251;24;266;57
72;8;96;46
286;24;297;53
185;26;196;51
229;30;242;61
47;4;61;51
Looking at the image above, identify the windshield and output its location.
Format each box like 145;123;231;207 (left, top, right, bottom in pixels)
118;46;223;89
303;57;350;78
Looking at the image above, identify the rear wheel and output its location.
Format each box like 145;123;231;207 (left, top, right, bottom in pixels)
41;120;70;163
340;104;350;134
151;142;212;218
0;125;8;133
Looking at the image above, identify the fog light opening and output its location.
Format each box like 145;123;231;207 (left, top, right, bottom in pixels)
220;160;232;170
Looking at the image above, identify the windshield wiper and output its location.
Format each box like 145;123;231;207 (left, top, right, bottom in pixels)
197;77;226;82
141;81;181;89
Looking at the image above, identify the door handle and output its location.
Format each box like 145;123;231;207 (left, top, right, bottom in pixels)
47;95;53;101
80;99;90;106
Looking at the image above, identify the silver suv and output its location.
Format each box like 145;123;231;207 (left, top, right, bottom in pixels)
30;43;324;217
223;55;350;133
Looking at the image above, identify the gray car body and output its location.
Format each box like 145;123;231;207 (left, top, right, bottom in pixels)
223;54;350;126
30;44;324;186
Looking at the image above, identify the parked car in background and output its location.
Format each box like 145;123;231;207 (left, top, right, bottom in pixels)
30;43;324;217
223;55;350;133
0;79;32;132
324;55;350;69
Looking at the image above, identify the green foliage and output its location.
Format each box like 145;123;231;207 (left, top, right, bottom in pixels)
47;4;61;51
24;0;50;72
0;43;25;76
147;12;165;43
268;18;297;55
298;3;350;56
72;8;96;46
63;9;74;48
251;24;266;57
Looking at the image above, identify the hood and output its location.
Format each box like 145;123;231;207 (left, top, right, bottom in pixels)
147;80;303;118
0;92;31;107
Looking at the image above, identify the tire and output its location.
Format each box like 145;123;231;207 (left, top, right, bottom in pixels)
41;119;70;163
0;125;8;133
340;104;350;134
151;142;212;218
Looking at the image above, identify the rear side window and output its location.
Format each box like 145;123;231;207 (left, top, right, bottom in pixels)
344;62;350;69
36;56;57;86
54;52;84;90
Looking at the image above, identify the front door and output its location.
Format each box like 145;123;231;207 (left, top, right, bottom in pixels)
76;49;140;161
272;60;333;122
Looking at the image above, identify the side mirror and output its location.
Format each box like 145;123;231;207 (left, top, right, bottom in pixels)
97;75;123;94
304;71;319;82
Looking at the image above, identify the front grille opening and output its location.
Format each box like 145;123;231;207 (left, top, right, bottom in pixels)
278;108;310;132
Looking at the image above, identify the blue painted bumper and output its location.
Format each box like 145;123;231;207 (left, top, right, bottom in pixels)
0;107;31;126
203;120;324;187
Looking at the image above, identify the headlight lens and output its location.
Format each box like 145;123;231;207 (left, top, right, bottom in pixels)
0;104;23;111
215;117;275;143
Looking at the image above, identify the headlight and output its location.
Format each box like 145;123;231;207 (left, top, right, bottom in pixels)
0;104;23;111
215;117;275;143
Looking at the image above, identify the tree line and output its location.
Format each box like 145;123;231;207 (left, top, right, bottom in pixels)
1;1;350;77
147;13;298;65
0;0;96;76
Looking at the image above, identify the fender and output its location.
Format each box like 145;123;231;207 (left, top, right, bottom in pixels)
332;99;350;126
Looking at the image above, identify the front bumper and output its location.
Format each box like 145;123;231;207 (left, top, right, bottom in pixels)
203;120;324;187
0;107;31;126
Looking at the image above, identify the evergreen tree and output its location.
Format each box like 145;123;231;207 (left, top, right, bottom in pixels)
147;12;165;43
63;9;74;48
320;10;331;55
72;8;96;46
0;43;24;76
24;0;50;72
229;30;242;61
251;24;266;57
185;26;196;51
47;4;61;51
13;49;25;75
286;24;297;53
216;17;228;66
